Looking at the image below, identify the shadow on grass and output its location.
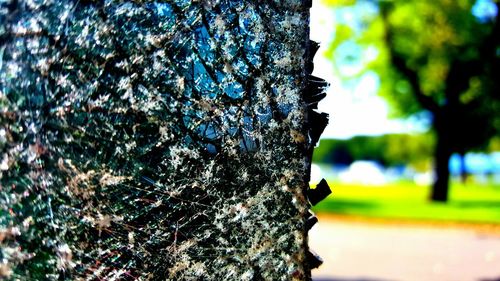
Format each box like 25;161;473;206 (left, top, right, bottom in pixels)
452;201;500;208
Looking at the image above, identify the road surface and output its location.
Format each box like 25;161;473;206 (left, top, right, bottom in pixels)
310;215;500;281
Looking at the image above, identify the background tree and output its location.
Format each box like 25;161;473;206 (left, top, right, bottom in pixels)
325;0;500;201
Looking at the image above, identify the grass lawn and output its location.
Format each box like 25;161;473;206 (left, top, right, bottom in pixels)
312;181;500;224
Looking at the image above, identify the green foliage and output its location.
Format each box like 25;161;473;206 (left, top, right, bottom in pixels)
326;0;499;119
488;136;500;152
324;0;500;201
313;133;434;171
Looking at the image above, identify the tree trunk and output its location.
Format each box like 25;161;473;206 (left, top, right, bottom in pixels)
431;115;453;202
459;152;468;183
0;1;327;280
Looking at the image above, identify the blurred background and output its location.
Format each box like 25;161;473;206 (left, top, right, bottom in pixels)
308;0;500;280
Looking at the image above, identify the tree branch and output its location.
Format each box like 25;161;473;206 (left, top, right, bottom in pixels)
482;2;500;98
380;5;439;113
480;2;500;60
390;52;439;112
446;3;500;104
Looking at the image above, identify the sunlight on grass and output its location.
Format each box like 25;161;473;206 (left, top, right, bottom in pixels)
312;181;500;224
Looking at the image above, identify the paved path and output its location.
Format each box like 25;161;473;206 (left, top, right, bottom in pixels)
310;215;500;281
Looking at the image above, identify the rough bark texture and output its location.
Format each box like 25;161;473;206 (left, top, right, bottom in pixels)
1;0;326;280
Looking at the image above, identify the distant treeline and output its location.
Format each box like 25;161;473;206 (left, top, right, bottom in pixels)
312;134;435;171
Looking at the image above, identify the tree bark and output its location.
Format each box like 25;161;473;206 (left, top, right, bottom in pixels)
0;1;327;280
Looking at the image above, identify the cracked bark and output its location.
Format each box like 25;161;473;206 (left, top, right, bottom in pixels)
0;0;329;279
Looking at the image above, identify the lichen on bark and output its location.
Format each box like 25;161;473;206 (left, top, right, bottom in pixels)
0;0;317;280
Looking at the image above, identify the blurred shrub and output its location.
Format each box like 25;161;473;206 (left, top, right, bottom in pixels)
313;133;434;171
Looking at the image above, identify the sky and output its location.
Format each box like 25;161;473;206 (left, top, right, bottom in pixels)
310;1;428;140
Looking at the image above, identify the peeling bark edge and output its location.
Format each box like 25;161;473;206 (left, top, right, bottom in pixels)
302;0;332;275
303;45;332;272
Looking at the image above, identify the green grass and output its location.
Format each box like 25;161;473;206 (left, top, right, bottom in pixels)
312;181;500;224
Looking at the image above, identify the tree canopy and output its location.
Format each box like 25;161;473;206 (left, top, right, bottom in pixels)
324;0;500;201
